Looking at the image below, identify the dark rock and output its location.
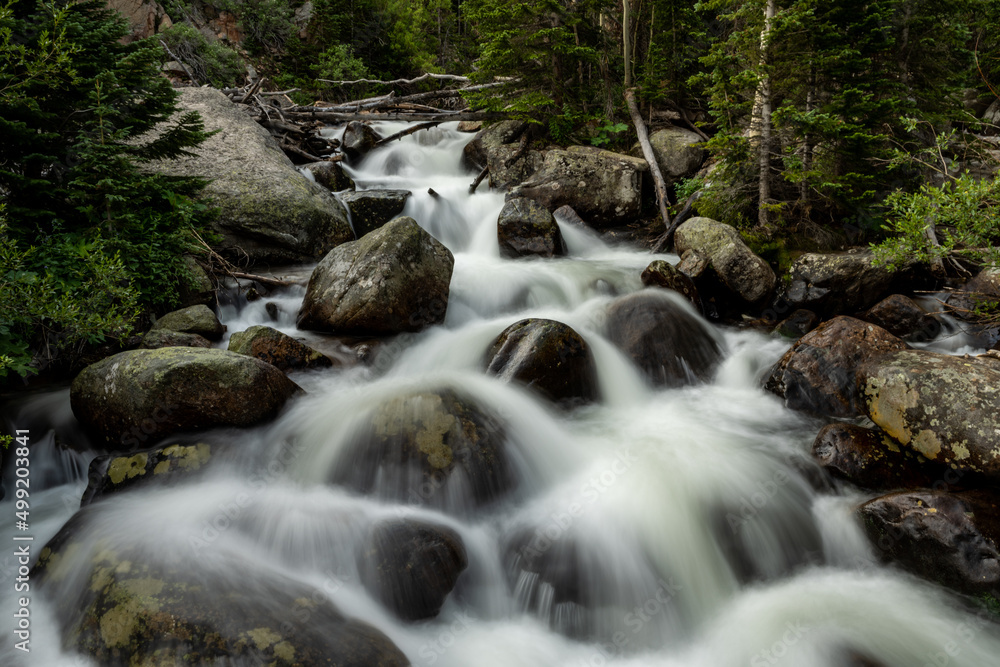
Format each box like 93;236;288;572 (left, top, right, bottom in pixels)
485;319;599;407
497;197;564;258
357;519;468;621
140;329;213;350
150;304;225;341
340;189;412;238
674;217;775;307
265;301;281;321
298;216;454;335
946;269;1000;346
228;325;333;371
781;249;897;317
82;442;214;505
552;204;587;228
861;294;941;342
177;256;216;308
641;260;701;311
812;423;937;491
765;316;908;418
463;120;542;191
303;160;355;192
676;248;710;279
773;309;820;338
70;348;300;449
342;121;382;160
605;290;723;387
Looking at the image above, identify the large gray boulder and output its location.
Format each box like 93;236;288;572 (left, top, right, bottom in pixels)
297;216;454;335
70;348;300;449
508;147;648;228
497;197;564;258
781;249;897;317
340;189;411;238
631;127;705;184
674;217;775;307
149;88;353;264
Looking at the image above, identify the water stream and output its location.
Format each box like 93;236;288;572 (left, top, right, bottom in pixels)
2;122;999;666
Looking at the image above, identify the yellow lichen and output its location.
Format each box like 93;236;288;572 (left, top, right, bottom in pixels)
273;640;296;661
912;430;943;460
107;454;149;485
247;627;282;649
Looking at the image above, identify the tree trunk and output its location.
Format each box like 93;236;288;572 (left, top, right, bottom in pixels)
751;0;777;230
625;88;671;235
623;0;633;88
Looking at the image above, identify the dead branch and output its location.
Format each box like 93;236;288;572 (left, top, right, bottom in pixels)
318;73;470;86
625;88;672;235
282;110;506;123
231;272;300;288
469;166;490;194
375;122;443;147
158;39;200;86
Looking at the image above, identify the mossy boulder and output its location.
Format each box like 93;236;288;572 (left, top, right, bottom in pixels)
140;329;213;350
70;348;300;449
674;217;776;307
641;259;701;311
298;216;454;335
177;256;216;308
812;423;939;491
630;127;705;184
497;197;564;259
82;442;215;505
485;318;598;407
781;249;897;317
228;325;332;371
150;305;225;341
340;189;411;237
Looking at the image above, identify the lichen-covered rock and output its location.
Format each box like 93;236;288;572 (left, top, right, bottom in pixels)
81;442;214;505
631;127;705;184
497;197;564;258
677;248;710;279
298;216;454;335
303;160;355;192
812;423;937;491
340;189;411;237
357;519;468;621
765;316;907;418
463;120;543;191
177;256;215;308
773;309;820;339
674;217;775;307
140;329;213;350
70;348;300;449
485;319;598;407
148;88;353;264
228;325;333;371
150;304;225;341
508;147;648;228
946;269;1000;346
781;249;897;317
861;294;941;342
641;259;701;311
330;389;514;510
605;290;723;387
857;349;1000;480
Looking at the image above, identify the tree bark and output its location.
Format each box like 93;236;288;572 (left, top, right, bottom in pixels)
751;0;777;230
625;88;671;234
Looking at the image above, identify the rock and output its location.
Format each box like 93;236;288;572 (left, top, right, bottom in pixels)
148;88;353;265
947;269;1000;319
357;519;468;621
177;256;215;308
553;204;587;228
812;423;938;491
605;290;723;387
765;316;908;418
456;120;482;133
70;348;300;449
497;197;564;258
861;294;941;342
463;120;543;191
329;389;514;510
508;147;647;228
773;309;820;338
108;0;172;43
297;216;454;335
859;490;1000;595
485;319;599;407
140;329;213;350
341;121;382;160
631;127;705;184
150;304;225;341
303;160;355;192
292;0;313;38
781;249;897;317
81;442;214;505
228;325;333;371
676;248;710;279
33;517;408;667
674;217;776;307
340;190;412;238
857;349;1000;481
265;301;281;321
641;260;701;311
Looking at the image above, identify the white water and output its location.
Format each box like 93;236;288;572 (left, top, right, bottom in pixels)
3;122;1000;666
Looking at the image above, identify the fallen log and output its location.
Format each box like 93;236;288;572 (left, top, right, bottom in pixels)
282;110;506;123
231;272;301;288
318;72;470;86
625;88;672;235
469;166;489;193
375;122;443;147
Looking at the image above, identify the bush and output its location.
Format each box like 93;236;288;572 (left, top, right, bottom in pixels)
160;23;244;87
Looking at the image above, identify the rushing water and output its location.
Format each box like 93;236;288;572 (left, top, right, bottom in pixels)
2;122;1000;666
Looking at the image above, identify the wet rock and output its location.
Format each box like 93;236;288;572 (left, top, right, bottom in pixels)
861;294;941;342
357;519;468;621
341;121;382;160
641;259;701;311
674;217;775;307
946;269;1000;346
485;319;599;407
812;423;937;491
298;216;454;335
859;490;1000;595
228;325;333;371
497;197;564;258
177;256;216;308
330;389;514;510
265;301;281;321
150;304;225;341
464;120;543;191
340;189;411;238
773;309;820;339
70;348;300;449
508;147;648;228
676;248;710;279
303;160;355;192
553;204;587;228
82;442;214;505
605;290;724;387
140;329;213;350
857;349;1000;482
781;249;897;317
630;127;705;185
765;316;908;418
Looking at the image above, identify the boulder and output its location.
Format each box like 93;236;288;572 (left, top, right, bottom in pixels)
631;127;705;184
228;325;333;371
298;216;454;335
329;389;514;510
857;349;1000;481
303;160;355;192
765;316;908;418
456;120;482;133
641;260;701;311
812;423;937;491
674;217;775;307
508;147;648;227
150;304;225;341
605;290;723;387
781;249;897;317
81;442;214;505
946;269;1000;346
177;256;216;308
357;519;468;621
108;0;172;43
70;348;300;449
861;294;941;342
463;120;543;191
676;248;710;279
485;319;599;407
859;490;1000;595
341;121;382;160
140;329;213;350
497;197;564;258
340;189;411;238
773;309;820;339
148;88;353;264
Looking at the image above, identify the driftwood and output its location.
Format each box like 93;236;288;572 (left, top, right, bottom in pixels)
469;166;490;193
318;73;470;86
231;272;300;288
376;122;443;147
625;88;672;235
282;110;505;123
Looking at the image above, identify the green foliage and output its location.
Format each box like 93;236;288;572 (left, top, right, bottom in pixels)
160;23;244;87
217;0;295;57
589;120;628;147
315;43;369;81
